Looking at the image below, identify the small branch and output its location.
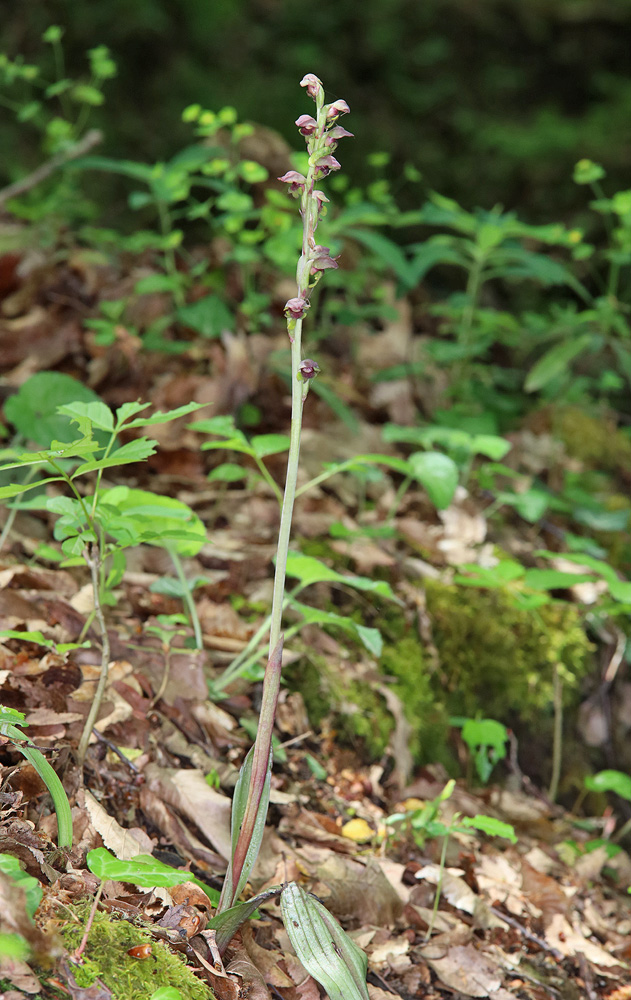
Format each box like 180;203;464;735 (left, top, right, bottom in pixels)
73;883;104;960
76;545;111;768
0;129;102;209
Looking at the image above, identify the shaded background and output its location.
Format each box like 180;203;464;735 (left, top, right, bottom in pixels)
3;0;631;220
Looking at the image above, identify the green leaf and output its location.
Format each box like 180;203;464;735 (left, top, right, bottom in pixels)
0;478;63;500
460;815;517;843
285;552;399;603
4;372;107;447
289;601;383;656
0;854;43;919
177;296;234;338
525;334;593;392
584;770;631;800
250;434;291;459
57;400;114;432
470;435;511;460
280;882;369;1000
407;451;459;509
122;401;206;429
87;847;219;898
150;989;184;1000
208;887;282;953
522;568;596;591
97;486;206;556
208;463;248;483
461;718;508;754
72;437;157;475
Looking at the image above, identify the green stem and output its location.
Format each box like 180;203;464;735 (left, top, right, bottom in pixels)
548;663;563;803
168;547;204;650
253;455;283;505
76;544;111;767
268;327;306;659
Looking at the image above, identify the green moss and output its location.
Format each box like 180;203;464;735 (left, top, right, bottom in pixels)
287;579;594;772
425;580;594;722
552;405;631;473
59;907;213;1000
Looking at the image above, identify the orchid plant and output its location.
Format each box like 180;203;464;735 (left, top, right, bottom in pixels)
208;74;368;1000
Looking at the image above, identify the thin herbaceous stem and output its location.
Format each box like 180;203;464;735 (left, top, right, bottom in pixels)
217;77;352;916
77;542;111;766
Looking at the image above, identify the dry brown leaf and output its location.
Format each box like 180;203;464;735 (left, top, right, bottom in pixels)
545;913;622;968
421;940;502;998
143;764;232;860
475;854;526;916
83;789;154;859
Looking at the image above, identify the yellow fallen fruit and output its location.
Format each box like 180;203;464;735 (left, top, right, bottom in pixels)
341;818;373;843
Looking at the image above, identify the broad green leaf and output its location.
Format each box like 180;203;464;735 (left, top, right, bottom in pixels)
460;815;517;843
525;334;593;392
584;770;631;800
280;882;369;1000
208;463;248;483
150;989;184;1000
177;296;234;338
57;400;114;432
461;718;508;753
0;855;42;920
4;372;106;446
251;434;291;459
97;486;206;555
87;847;219;898
470;435;511;460
407;451;459;509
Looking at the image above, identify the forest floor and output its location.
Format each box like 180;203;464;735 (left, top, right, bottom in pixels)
0;243;630;1000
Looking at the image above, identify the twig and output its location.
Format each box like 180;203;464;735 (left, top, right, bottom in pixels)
73;882;104;960
488;905;564;963
90;730;141;774
77;545;111;768
0;129;102;208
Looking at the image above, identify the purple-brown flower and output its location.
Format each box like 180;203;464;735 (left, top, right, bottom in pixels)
298;358;320;380
326;99;350;118
284;297;310;320
278;170;307;194
295;114;318;136
311;245;339;272
314;154;341;178
300;74;323;100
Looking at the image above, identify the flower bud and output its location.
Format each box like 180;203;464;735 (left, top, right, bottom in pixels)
295;114;318;136
325;99;350;118
284;297;309;320
298;358;320;381
300;74;323;100
278;170;307;194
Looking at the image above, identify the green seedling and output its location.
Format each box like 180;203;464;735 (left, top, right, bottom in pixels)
452;717;510;785
385;779;516;937
0;706;72;848
0;392;206;764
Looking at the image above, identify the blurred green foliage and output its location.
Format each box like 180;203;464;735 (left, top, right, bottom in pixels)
3;0;631;218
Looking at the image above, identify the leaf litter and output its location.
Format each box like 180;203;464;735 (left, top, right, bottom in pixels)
0;248;630;998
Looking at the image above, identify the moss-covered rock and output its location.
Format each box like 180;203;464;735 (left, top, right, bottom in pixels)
287;579;594;772
425;579;594;723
